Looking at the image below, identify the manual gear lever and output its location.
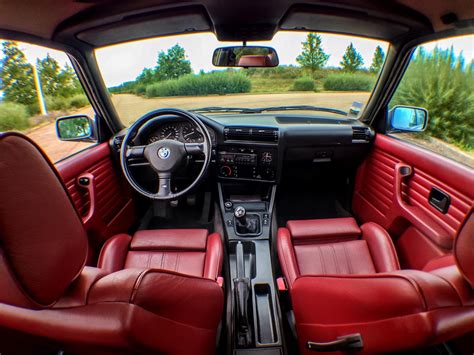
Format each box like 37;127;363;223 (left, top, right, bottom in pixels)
234;206;260;235
234;206;247;222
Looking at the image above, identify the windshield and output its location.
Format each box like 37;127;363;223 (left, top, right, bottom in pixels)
95;32;389;126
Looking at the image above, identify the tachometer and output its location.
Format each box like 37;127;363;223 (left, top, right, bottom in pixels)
182;124;204;143
159;124;180;141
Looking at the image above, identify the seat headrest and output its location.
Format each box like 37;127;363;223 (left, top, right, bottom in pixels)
0;133;88;307
454;211;474;287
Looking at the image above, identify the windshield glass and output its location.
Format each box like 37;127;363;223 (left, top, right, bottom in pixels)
95;32;389;126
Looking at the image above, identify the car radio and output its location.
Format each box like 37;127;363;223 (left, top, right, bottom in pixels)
217;146;277;181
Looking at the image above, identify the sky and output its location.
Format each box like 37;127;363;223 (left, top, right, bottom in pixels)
1;32;473;89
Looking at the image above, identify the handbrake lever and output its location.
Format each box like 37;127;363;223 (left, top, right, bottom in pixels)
233;241;252;346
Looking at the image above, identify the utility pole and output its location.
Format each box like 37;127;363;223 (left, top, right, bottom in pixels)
31;63;47;115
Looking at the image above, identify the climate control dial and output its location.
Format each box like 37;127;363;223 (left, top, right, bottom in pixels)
219;165;233;177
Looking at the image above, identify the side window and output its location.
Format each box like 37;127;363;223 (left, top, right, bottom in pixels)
388;34;473;168
0;40;96;163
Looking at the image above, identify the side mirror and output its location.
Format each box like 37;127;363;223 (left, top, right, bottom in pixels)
212;46;279;67
56;114;97;142
387;105;428;133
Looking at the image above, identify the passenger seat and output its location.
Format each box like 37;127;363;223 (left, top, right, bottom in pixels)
277;217;400;289
277;215;474;354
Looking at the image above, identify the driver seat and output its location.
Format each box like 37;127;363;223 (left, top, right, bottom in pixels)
0;133;224;354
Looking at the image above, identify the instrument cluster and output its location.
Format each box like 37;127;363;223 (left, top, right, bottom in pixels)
147;122;216;144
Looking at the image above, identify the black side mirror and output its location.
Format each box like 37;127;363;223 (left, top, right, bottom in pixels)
387;105;428;133
56;114;97;142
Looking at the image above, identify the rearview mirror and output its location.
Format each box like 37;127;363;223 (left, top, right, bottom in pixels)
56;114;97;142
387;106;428;133
212;46;279;67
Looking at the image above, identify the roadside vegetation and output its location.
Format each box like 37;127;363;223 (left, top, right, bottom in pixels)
0;41;89;131
390;47;474;150
110;34;385;97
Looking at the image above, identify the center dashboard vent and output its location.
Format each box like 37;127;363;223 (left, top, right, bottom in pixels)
224;127;279;142
352;126;372;142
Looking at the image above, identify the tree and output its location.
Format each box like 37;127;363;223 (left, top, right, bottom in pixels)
0;41;36;105
296;33;329;76
369;46;385;73
391;47;474;149
37;54;61;96
340;43;364;72
135;67;156;85
57;63;82;97
155;44;192;81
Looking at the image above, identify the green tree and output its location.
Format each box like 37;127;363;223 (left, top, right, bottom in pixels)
391;47;474;149
0;41;36;105
369;46;385;73
57;63;82;97
135;67;156;85
37;54;61;96
296;33;329;76
155;44;192;81
340;43;364;72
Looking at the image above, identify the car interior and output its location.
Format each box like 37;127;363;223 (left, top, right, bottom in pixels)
0;1;473;354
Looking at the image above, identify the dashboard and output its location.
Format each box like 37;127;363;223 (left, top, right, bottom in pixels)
111;113;374;184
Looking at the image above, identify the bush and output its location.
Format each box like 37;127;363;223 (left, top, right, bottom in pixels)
45;96;71;111
323;72;376;91
69;94;89;109
146;72;251;97
0;102;30;131
292;77;315;91
391;47;474;150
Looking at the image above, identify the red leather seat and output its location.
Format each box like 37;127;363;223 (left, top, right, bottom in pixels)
98;229;223;279
277;216;474;354
0;133;224;354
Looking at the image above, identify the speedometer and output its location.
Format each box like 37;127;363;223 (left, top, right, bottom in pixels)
182;124;204;143
159;124;180;141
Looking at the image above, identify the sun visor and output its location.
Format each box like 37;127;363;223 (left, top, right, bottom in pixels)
77;6;212;47
280;5;431;41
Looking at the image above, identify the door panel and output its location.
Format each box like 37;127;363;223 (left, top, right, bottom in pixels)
56;143;135;262
353;134;473;269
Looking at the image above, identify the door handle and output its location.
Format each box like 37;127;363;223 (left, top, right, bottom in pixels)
77;173;96;226
429;187;451;214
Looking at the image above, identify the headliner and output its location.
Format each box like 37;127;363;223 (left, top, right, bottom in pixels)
0;0;472;48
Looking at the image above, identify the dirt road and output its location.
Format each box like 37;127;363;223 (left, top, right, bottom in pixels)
27;91;369;161
112;92;369;125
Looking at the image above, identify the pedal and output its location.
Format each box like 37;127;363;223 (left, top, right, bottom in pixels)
170;200;179;207
186;195;196;206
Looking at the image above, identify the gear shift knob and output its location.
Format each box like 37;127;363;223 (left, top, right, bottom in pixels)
234;206;246;219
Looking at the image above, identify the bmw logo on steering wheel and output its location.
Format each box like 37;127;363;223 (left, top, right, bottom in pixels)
158;147;171;159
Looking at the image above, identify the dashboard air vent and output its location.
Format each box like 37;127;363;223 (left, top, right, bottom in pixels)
352;127;371;142
224;127;279;142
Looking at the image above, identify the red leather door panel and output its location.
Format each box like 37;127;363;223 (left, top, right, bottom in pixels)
353;134;473;269
56;143;135;263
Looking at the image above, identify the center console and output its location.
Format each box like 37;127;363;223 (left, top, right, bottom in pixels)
218;174;283;353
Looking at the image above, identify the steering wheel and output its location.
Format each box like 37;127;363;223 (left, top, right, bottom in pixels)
120;108;212;200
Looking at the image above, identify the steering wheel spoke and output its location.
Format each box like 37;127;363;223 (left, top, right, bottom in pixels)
156;172;172;198
126;145;146;159
184;142;205;155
